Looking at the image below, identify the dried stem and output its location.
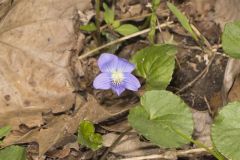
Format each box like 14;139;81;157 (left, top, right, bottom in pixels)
78;21;174;60
120;148;209;160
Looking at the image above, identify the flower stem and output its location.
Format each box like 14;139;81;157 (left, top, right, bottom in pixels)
171;127;225;160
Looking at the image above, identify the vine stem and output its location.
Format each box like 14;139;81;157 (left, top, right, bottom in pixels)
78;21;174;60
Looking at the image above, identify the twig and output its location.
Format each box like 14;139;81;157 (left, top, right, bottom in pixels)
78;21;174;60
204;96;213;116
99;127;132;160
191;24;212;52
120;148;208;160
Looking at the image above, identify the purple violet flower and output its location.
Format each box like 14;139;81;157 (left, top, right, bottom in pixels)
93;53;141;96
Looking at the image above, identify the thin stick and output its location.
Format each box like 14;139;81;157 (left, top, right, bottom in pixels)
99;127;132;160
120;148;208;160
156;18;165;43
204;96;213;116
78;21;174;60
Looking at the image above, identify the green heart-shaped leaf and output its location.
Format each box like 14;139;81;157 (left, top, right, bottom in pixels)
128;90;193;148
211;102;240;160
78;120;102;151
132;44;176;90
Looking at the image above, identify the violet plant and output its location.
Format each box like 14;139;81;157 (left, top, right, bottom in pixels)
93;53;141;96
78;1;240;160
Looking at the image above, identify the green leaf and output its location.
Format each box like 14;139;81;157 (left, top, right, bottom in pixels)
222;21;240;59
211;102;240;160
77;120;102;151
128;90;193;148
148;13;157;43
80;23;97;32
112;20;120;29
131;44;176;90
0;145;26;160
167;2;198;41
0;126;11;139
114;24;139;36
103;3;114;25
152;0;161;10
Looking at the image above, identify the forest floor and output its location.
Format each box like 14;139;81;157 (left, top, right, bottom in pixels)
0;0;239;159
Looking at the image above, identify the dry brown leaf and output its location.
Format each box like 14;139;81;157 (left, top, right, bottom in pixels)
228;76;240;102
3;94;114;157
0;0;13;20
103;133;160;157
191;0;240;29
192;109;212;147
215;0;240;29
0;0;91;129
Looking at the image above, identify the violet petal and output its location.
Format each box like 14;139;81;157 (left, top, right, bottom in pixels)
111;85;126;96
123;73;141;91
117;58;135;72
98;53;118;72
93;72;112;89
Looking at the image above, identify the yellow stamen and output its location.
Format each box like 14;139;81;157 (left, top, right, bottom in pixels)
111;70;124;85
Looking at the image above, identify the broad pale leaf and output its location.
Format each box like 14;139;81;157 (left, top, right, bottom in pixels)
132;44;176;89
167;2;198;41
115;24;139;36
212;102;240;160
128;90;193;148
0;145;26;160
222;21;240;59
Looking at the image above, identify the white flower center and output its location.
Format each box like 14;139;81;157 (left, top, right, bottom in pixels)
111;70;124;85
